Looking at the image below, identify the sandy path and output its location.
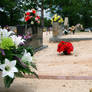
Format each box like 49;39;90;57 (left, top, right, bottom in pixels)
1;78;92;92
1;32;92;92
35;32;92;76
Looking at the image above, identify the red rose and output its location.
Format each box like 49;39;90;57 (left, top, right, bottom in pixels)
57;41;73;54
37;16;40;19
25;12;30;15
25;16;30;21
32;10;36;14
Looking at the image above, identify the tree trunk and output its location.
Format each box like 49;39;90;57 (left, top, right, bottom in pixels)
41;0;44;28
10;9;13;25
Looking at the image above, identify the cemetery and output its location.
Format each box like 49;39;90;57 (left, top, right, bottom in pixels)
0;0;92;92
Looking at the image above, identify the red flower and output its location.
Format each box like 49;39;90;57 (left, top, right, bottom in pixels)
57;41;73;54
32;10;36;14
25;16;30;21
25;12;30;15
37;16;40;19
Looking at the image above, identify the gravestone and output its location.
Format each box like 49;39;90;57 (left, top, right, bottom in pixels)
64;17;69;29
49;22;64;42
16;25;47;51
53;22;63;38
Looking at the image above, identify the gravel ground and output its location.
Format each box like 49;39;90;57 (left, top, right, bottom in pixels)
35;32;92;76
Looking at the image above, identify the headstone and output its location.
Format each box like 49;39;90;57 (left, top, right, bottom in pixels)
49;22;64;42
52;22;63;38
64;17;69;29
16;25;45;50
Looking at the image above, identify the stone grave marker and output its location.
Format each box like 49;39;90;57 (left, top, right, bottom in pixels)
50;22;64;42
64;17;69;29
16;25;47;51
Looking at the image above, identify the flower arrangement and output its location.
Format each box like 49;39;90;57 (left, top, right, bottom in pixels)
57;41;73;55
0;28;38;88
51;14;64;24
24;9;40;25
23;32;32;41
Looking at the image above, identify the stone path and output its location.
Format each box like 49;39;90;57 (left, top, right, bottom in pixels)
0;78;92;92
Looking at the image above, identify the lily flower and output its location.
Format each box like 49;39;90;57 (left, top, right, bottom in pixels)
10;35;25;48
0;29;14;42
0;59;18;78
21;49;32;63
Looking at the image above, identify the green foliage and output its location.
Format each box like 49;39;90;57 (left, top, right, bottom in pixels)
1;0;91;27
45;0;92;27
44;18;51;27
4;76;14;88
0;44;37;88
0;0;38;26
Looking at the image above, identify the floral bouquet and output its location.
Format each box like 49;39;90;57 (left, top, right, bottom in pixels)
51;14;64;24
23;32;32;41
0;28;38;88
24;9;40;25
57;41;73;55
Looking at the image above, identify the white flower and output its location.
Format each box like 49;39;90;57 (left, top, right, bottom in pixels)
27;9;32;12
0;59;18;78
0;28;14;42
10;35;25;48
21;49;32;63
31;21;34;24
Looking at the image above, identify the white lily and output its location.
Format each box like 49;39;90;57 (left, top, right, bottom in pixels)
0;29;14;42
0;59;18;78
0;28;14;38
10;35;25;48
21;49;32;63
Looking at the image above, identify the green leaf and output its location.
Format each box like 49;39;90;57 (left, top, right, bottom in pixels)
30;62;37;70
4;76;14;88
15;72;24;78
30;71;39;78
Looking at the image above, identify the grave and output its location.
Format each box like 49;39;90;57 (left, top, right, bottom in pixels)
16;24;47;52
49;22;64;42
64;17;69;29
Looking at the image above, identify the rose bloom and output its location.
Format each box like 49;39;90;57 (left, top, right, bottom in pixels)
25;12;30;15
35;17;38;21
37;21;40;24
37;16;40;19
25;16;30;21
57;41;73;54
30;16;32;18
32;10;36;14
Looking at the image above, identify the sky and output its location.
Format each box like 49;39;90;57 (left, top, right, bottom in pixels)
37;9;51;19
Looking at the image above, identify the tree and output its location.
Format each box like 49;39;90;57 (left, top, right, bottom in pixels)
45;0;92;27
0;0;38;26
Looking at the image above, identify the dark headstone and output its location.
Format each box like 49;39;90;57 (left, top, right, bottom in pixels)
16;24;44;50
